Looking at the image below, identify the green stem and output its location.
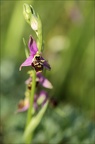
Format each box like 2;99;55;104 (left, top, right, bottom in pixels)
37;16;42;53
25;70;36;144
37;33;42;53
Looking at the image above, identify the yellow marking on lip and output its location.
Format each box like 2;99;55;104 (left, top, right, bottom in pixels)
37;65;41;68
41;60;45;62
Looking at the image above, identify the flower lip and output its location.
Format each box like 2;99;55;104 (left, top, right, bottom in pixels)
32;53;44;72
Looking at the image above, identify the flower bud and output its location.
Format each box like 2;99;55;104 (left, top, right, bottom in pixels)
37;91;48;106
23;3;31;24
30;16;38;31
23;4;40;31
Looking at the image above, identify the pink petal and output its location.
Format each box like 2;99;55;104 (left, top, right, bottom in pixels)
37;73;53;89
28;36;38;56
41;78;53;89
19;55;33;71
17;105;29;113
41;57;51;70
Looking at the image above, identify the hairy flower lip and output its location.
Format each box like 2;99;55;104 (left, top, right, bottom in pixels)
20;36;51;72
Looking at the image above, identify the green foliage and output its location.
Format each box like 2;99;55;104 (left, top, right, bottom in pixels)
1;0;94;144
23;101;48;141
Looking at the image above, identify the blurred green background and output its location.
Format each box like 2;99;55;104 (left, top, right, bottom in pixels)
1;0;95;144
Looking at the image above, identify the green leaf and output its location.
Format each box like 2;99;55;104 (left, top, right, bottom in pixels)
23;101;48;141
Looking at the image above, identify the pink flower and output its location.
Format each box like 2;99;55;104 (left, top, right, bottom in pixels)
25;72;53;89
20;36;51;72
17;90;48;113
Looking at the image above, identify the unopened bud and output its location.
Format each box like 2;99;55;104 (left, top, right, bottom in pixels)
23;3;31;24
37;96;45;105
30;16;38;31
23;4;38;31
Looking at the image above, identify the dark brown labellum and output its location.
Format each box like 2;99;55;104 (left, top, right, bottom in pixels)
28;84;32;90
32;54;44;72
18;100;24;109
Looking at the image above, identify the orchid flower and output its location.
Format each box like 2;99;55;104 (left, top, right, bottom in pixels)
17;97;29;113
19;36;51;72
25;72;53;89
17;90;48;113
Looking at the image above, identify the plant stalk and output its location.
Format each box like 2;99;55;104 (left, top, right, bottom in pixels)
25;70;36;144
